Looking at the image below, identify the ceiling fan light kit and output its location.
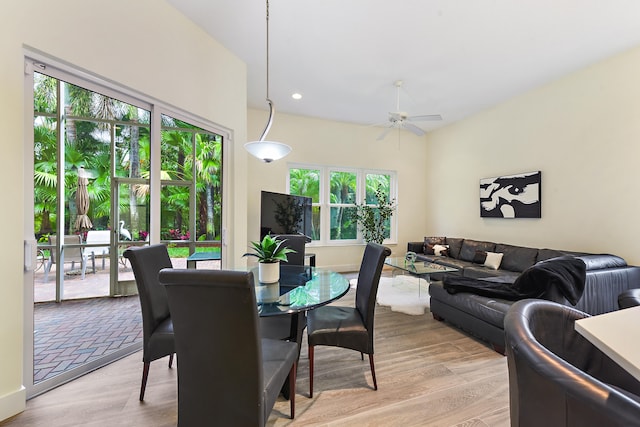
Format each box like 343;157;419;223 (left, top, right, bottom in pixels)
376;80;442;141
244;0;292;163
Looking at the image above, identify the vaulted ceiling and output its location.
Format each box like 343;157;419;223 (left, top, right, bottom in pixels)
166;0;640;135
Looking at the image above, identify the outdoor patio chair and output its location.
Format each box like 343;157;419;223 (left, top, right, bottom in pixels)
123;244;175;401
85;230;111;270
306;242;391;397
43;234;95;281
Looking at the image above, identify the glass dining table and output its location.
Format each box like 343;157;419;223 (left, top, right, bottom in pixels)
249;265;350;356
252;265;350;316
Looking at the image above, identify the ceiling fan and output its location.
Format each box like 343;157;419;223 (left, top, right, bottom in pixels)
376;80;442;141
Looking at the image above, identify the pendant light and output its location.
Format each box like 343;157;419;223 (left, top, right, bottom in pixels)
244;0;292;163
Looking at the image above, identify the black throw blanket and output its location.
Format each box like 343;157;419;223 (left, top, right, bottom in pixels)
443;257;587;305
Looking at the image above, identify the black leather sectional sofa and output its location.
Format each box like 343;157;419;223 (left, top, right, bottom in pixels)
407;237;640;353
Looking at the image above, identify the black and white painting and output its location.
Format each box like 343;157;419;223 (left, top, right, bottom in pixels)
480;171;541;218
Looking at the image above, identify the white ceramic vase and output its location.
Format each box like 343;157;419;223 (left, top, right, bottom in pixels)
258;261;280;283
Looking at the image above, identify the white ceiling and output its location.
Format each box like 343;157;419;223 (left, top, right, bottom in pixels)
166;0;640;134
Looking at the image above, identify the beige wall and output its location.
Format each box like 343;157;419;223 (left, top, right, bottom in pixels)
425;45;640;265
1;0;248;420
246;109;430;270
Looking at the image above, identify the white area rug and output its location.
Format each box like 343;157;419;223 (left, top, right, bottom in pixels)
349;275;430;315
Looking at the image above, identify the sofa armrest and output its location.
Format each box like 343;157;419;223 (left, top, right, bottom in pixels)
407;241;424;254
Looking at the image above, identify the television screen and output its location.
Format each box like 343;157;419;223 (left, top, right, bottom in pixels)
260;191;312;241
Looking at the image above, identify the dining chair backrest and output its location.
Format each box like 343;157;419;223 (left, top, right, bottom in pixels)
159;269;266;426
274;234;307;266
123;244;173;338
355;242;392;331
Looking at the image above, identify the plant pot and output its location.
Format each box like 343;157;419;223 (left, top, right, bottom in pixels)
258;261;280;283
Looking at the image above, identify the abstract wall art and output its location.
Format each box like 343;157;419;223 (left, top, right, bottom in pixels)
480;171;541;218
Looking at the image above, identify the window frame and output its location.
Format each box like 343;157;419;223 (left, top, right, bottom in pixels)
288;163;397;246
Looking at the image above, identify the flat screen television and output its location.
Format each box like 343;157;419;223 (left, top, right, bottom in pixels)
260;191;312;241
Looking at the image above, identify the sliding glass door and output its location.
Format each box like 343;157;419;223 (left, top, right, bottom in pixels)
27;61;224;397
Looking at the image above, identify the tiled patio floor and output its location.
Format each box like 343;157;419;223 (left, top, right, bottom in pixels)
33;296;142;383
32;256;220;383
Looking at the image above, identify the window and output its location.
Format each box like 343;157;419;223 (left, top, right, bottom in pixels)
288;165;396;244
160;114;223;252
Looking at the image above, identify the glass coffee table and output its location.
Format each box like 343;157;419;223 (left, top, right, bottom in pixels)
384;257;458;296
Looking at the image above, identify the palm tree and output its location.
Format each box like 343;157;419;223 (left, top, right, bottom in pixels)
330;171;357;239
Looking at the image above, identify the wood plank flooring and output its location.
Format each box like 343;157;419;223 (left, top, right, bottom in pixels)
2;285;509;427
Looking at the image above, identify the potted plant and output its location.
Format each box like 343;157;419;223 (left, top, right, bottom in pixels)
350;186;396;244
243;235;296;283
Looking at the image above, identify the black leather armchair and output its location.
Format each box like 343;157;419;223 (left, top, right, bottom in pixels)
159;268;298;426
123;244;175;401
504;299;640;427
618;288;640;309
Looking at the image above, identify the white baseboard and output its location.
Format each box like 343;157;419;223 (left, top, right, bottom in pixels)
0;386;26;422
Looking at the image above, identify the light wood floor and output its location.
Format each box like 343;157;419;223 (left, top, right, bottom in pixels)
2;287;510;427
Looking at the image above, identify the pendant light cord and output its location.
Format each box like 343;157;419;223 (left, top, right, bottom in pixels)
266;0;270;100
259;0;275;141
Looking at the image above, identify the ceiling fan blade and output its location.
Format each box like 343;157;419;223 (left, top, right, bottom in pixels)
403;122;426;136
409;114;442;121
377;127;393;140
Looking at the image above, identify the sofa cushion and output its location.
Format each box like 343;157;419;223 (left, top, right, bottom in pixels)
473;250;487;264
459;239;496;262
429;281;513;329
484;252;504;270
495;244;538;272
446;238;464;259
537;248;566;263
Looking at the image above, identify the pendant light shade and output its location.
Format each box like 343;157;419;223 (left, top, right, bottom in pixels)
245;0;292;163
244;140;291;163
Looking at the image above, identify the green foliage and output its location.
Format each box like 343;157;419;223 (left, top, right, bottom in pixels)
32;73;223;242
243;235;296;263
350;186;396;244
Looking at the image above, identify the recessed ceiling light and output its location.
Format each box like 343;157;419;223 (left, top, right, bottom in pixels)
292;93;302;100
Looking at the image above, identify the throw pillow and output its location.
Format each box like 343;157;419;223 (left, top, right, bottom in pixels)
433;244;449;257
473;250;487;264
423;237;445;255
484;252;504;270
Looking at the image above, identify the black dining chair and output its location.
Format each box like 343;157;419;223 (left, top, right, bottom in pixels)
274;234;307;266
123;244;175;401
260;234;309;342
306;242;391;397
159;268;298;426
